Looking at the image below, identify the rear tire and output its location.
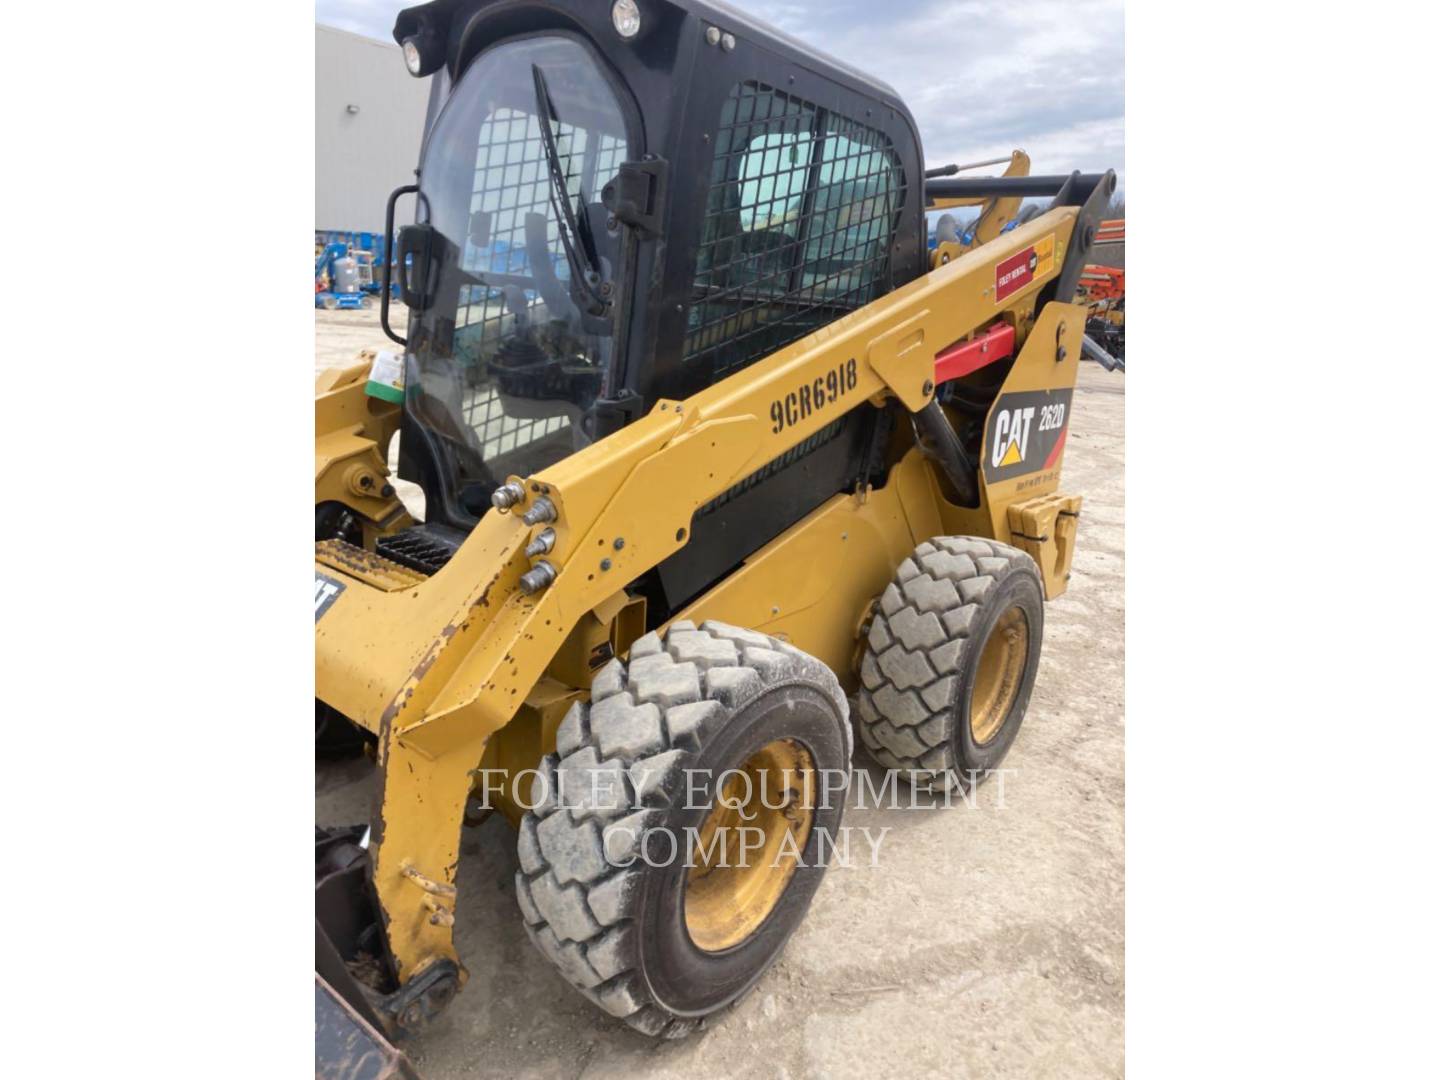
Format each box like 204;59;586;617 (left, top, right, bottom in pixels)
856;537;1044;791
514;620;851;1038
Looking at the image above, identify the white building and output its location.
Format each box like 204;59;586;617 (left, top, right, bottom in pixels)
315;24;432;234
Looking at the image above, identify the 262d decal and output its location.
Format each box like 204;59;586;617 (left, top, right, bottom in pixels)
770;358;858;434
983;387;1074;483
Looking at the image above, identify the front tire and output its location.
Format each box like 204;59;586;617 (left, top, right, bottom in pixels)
856;537;1044;791
514;621;851;1038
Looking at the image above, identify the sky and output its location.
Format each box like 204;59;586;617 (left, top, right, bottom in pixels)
316;0;1124;191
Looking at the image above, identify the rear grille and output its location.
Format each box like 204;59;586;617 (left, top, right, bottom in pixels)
375;524;468;575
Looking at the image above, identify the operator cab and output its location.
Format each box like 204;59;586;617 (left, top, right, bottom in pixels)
385;0;926;588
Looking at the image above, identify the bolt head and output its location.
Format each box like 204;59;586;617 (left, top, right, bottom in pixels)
519;561;557;595
491;482;524;510
521;496;557;526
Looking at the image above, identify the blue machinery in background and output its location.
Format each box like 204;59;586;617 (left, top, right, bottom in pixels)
315;242;369;311
315;230;398;310
926;206;1037;250
313;229;570;309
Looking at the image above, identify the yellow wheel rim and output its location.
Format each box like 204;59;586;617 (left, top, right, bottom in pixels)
684;739;815;952
968;606;1029;745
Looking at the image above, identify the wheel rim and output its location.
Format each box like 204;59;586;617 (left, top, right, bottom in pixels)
968;606;1029;745
684;738;815;952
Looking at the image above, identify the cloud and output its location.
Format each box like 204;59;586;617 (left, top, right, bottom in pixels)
315;0;403;40
735;0;1124;187
315;0;1123;186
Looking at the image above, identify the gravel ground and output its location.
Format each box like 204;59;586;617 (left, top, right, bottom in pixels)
315;304;1126;1078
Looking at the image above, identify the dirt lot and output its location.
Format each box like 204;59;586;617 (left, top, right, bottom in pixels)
315;305;1125;1079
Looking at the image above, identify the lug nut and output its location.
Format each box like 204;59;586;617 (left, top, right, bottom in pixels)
519;561;557;596
522;496;557;526
525;528;556;558
492;482;525;511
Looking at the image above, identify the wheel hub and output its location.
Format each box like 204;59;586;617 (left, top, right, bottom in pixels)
969;606;1029;745
684;738;815;952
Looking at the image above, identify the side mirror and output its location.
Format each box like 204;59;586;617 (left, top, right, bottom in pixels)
468;210;492;249
396;223;439;311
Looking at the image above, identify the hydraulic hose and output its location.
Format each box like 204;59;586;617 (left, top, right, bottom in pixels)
910;399;980;508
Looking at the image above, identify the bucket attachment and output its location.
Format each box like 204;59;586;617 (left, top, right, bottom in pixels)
315;973;421;1080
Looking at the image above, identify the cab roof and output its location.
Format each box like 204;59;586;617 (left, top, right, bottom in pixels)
393;0;912;122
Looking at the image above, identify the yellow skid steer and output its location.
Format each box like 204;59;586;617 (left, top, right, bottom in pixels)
314;0;1114;1052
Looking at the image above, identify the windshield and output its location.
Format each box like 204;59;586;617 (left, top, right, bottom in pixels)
404;35;632;522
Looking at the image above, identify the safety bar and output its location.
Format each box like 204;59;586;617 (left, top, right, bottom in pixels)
926;173;1109;201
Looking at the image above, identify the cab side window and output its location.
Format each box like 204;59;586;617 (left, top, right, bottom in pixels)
684;82;905;381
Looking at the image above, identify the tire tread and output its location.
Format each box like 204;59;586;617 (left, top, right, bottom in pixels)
515;620;847;1037
856;537;1036;790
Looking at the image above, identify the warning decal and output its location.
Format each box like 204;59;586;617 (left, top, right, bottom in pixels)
994;233;1056;303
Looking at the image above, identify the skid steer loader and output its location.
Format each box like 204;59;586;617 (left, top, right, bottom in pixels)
314;0;1114;1050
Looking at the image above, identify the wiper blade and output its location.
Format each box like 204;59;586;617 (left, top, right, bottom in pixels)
531;64;608;317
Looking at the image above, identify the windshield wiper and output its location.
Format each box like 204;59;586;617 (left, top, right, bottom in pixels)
531;64;608;317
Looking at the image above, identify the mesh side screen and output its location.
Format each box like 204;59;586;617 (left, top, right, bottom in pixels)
683;82;905;380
